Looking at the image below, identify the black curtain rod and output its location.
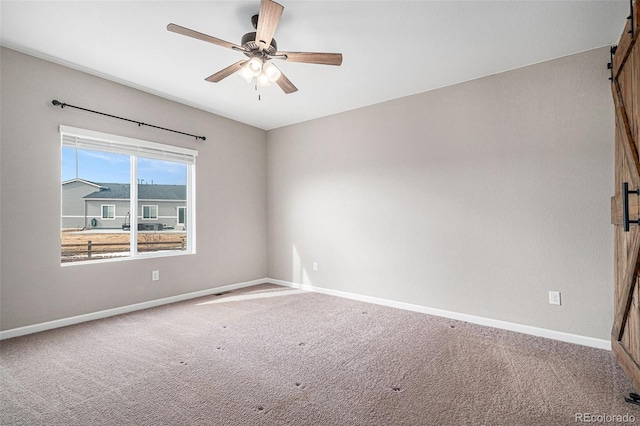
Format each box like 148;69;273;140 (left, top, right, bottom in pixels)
51;100;206;141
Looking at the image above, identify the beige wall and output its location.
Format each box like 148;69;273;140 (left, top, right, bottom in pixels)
0;47;267;330
1;46;616;341
267;47;615;340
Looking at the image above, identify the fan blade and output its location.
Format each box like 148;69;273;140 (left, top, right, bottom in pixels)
205;61;248;83
167;23;245;51
255;0;284;51
276;71;298;94
276;52;343;66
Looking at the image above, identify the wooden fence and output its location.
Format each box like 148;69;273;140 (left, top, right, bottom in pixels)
61;238;185;261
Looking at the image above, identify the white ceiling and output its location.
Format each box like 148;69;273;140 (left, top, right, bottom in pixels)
0;1;630;130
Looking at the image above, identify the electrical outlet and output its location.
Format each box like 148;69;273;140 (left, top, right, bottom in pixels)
549;291;561;305
152;270;160;281
313;262;318;271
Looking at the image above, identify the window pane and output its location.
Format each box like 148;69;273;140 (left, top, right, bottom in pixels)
142;205;157;219
136;157;187;255
102;205;115;219
61;147;131;263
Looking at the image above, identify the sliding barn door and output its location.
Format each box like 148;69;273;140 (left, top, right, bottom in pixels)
611;1;640;393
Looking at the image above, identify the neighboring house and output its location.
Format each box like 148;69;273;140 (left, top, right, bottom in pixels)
61;179;107;229
61;178;186;230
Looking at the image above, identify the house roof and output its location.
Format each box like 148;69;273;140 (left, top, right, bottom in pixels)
62;178;107;189
84;183;186;201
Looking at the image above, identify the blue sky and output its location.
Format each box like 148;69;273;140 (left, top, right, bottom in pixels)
62;147;187;185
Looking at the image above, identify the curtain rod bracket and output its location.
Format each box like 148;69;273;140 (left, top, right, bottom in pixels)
51;99;206;141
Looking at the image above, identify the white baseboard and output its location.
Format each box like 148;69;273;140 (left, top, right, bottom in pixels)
0;278;268;340
268;278;611;351
1;277;612;351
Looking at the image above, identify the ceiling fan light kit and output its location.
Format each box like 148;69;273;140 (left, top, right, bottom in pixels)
167;0;343;94
238;57;282;87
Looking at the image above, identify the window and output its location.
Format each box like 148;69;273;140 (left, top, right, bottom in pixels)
142;205;158;220
60;126;197;264
177;206;186;226
101;205;115;220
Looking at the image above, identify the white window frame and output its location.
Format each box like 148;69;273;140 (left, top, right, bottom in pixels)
60;125;197;265
101;204;116;220
142;205;158;220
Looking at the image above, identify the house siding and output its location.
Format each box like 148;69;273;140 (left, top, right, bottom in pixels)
61;180;100;229
84;200;185;229
85;199;130;229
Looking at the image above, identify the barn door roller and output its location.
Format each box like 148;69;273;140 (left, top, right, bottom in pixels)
623;182;640;232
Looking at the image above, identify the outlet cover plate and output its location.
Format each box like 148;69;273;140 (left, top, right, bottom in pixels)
549;291;561;305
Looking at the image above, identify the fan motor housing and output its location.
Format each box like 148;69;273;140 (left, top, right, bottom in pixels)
241;32;278;56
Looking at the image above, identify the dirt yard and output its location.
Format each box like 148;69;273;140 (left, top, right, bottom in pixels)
61;230;186;262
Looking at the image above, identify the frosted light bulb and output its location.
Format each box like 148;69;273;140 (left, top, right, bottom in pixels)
257;71;271;87
238;65;254;83
247;58;262;77
262;62;281;83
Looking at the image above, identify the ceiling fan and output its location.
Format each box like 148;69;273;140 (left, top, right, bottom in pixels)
167;0;343;94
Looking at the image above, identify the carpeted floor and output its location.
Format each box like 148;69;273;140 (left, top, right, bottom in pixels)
1;284;638;425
